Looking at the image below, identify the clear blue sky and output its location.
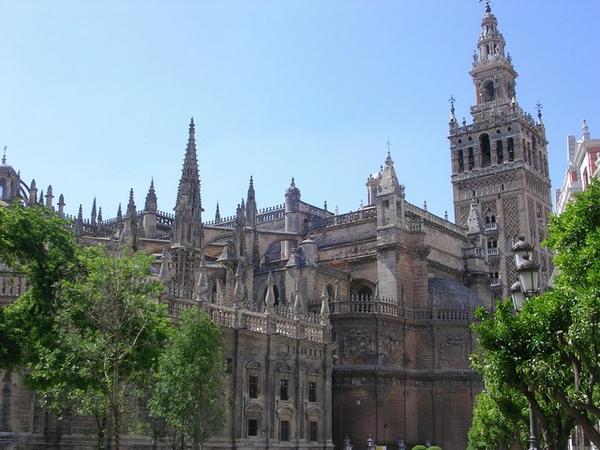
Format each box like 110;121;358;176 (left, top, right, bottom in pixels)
2;0;599;222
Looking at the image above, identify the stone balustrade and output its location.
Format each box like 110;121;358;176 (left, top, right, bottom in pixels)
331;296;484;321
167;298;330;344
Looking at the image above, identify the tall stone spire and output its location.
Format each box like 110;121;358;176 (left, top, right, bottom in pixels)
122;189;138;249
90;197;97;226
173;118;203;248
246;176;257;228
45;185;54;210
215;202;221;223
143;179;158;237
116;203;123;221
57;194;65;217
144;179;157;212
29;179;37;206
126;188;136;219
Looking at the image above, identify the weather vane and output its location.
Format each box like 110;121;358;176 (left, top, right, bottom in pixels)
479;0;492;12
536;101;543;121
386;138;392;154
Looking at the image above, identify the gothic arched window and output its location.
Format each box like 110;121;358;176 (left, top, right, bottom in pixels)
480;134;491;167
483;80;495;101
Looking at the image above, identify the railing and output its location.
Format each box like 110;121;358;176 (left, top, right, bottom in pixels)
487;248;499;256
464;247;484;258
204;204;286;227
404;202;465;235
331;295;398;317
484;223;498;231
306;207;377;231
167;298;329;344
331;297;482;321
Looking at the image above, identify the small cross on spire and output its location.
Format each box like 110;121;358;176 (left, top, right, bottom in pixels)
449;95;456;114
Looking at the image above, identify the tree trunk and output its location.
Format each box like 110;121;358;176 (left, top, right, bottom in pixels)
112;361;121;450
555;392;600;446
95;414;106;450
113;405;121;450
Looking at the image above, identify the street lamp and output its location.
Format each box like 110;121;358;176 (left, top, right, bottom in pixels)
510;237;540;450
509;281;524;312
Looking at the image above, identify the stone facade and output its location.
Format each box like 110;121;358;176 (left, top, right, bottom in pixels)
0;4;549;450
555;120;599;215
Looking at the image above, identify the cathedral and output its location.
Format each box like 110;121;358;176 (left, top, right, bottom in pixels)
0;4;552;450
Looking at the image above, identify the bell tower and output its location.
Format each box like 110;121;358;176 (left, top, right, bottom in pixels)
449;3;553;298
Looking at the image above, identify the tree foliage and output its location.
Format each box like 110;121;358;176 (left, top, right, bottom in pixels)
470;177;600;448
0;204;79;367
30;247;172;450
151;307;226;450
0;205;173;449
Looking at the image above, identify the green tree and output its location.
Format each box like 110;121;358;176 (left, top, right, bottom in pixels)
151;307;226;450
29;247;172;450
0;204;79;367
467;388;528;449
470;178;600;448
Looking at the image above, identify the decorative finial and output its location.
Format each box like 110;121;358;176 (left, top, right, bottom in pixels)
582;120;590;140
386;138;392;154
536;101;543;122
1;146;6;164
449;95;456;114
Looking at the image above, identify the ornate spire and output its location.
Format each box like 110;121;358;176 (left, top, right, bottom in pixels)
145;178;157;212
215;202;221;223
2;145;6;164
75;204;84;235
122;189;138;250
91;197;97;226
57;194;65;217
247;175;255;200
97;206;103;224
38;190;44;205
29;179;37;205
116;203;123;221
173;118;203;247
126;188;136;219
45;185;54;209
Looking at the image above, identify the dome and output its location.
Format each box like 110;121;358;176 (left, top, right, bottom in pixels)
427;277;483;309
